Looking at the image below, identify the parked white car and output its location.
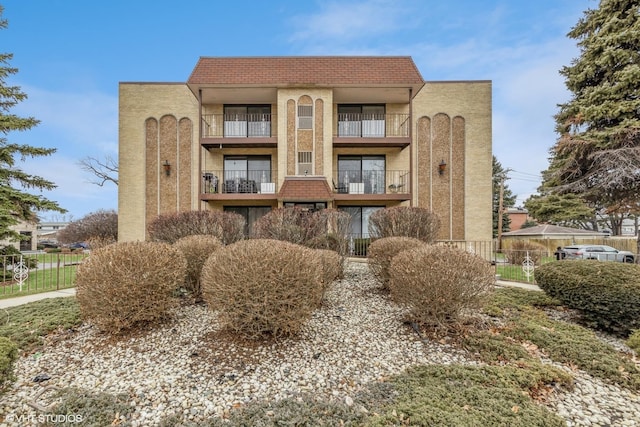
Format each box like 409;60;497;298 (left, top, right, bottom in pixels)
560;244;636;263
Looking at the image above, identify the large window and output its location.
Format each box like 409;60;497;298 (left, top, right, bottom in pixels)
224;105;271;137
337;105;385;137
337;155;385;194
224;155;271;193
339;206;383;238
224;206;271;236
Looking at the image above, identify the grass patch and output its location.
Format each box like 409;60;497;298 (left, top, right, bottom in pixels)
158;364;567;427
43;387;131;427
507;311;640;390
476;287;640;391
628;330;640;353
484;287;561;317
159;395;368;427
366;365;566;427
32;253;87;264
0;297;81;354
0;266;78;299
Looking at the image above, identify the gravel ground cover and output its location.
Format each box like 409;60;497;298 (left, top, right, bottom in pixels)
1;261;639;426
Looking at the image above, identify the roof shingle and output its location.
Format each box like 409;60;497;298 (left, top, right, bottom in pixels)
187;56;424;86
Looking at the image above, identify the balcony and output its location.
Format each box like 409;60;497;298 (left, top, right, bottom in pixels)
200;169;278;200
332;169;410;200
333;113;410;148
201;114;277;149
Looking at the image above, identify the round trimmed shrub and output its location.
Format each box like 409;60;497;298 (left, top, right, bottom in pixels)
368;237;426;288
389;245;495;327
368;206;440;243
504;241;547;266
173;234;223;299
147;210;245;245
201;239;323;339
316;249;344;290
535;261;640;336
76;241;187;333
251;208;351;256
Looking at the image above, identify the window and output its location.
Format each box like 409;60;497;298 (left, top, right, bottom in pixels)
337;155;385;194
223;105;271;137
298;105;313;129
297;151;313;175
337;105;385;137
223;155;271;193
224;206;271;236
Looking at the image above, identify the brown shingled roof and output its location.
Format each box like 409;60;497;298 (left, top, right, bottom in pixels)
278;177;334;201
187;56;424;86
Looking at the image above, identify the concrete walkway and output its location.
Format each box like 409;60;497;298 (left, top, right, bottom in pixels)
0;288;76;309
496;280;541;292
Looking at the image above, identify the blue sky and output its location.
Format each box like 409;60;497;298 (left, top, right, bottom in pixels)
2;0;592;220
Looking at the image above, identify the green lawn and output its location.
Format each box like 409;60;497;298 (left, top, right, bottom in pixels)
495;257;555;283
0;252;87;299
0;265;78;299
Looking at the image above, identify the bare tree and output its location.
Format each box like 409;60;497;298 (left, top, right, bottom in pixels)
78;155;118;186
57;209;118;244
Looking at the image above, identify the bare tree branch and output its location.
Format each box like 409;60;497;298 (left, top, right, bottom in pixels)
78;155;119;186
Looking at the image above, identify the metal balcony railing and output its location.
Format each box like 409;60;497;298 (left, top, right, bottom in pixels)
201;170;277;194
332;170;410;194
201;114;275;138
336;113;410;138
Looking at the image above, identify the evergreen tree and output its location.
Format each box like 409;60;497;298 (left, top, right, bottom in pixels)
524;193;595;229
492;156;516;237
546;0;640;243
0;6;66;240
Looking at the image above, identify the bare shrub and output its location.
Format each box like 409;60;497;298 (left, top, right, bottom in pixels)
368;237;426;288
252;208;350;255
389;245;494;327
201;239;323;339
173;235;223;298
316;249;344;290
57;209;117;244
147;210;245;245
75;241;187;333
504;241;547;266
85;236;116;251
368;206;440;243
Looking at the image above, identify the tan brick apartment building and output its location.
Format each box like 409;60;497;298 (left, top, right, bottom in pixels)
118;56;492;242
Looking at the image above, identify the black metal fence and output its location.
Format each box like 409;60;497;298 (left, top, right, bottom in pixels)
0;252;89;298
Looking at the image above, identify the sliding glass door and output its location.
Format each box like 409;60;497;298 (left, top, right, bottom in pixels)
224;105;271;137
337;155;385;194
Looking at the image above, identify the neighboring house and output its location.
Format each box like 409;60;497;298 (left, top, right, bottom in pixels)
36;221;69;244
0;218;38;251
500;224;640;253
506;207;530;231
118;56;492;241
502;224;608;240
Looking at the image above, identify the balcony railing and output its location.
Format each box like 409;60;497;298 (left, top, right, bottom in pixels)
201;114;275;138
202;170;277;194
336;113;409;138
333;170;410;194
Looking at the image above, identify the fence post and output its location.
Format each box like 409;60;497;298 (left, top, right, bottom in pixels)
56;253;61;290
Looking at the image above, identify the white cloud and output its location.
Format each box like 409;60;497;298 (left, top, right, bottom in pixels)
288;0;420;43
